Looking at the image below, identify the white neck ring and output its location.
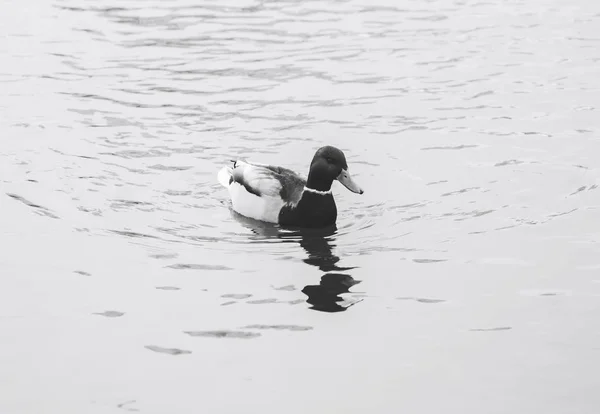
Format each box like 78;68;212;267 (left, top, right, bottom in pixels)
304;186;332;195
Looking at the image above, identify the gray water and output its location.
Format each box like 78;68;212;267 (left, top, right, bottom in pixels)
1;0;600;413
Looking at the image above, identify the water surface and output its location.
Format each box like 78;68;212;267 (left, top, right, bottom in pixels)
1;0;600;413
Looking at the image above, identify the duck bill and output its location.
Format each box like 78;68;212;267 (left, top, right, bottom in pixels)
336;169;364;194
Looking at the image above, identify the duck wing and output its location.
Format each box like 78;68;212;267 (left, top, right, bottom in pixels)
231;161;306;205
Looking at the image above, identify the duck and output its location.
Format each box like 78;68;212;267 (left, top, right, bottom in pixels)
217;146;364;228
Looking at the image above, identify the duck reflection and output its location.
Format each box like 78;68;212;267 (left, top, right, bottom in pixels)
294;226;362;312
231;212;362;313
296;225;356;272
302;272;362;313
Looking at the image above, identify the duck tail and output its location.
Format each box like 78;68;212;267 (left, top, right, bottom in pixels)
217;165;233;188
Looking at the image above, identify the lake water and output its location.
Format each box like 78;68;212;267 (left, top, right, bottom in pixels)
1;0;599;413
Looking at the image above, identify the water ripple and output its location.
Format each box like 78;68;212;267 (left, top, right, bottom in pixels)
2;3;599;405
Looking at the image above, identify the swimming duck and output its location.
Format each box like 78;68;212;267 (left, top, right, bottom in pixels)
217;146;363;228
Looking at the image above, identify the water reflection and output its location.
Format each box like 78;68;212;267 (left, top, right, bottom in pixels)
302;273;362;313
298;226;357;272
231;212;362;312
295;227;362;312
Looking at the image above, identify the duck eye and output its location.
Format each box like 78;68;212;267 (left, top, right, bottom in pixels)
325;157;334;164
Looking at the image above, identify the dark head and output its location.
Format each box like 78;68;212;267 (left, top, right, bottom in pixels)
306;146;364;194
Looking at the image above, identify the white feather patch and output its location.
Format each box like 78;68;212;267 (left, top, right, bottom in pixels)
217;166;233;188
231;161;282;197
228;182;285;223
216;160;288;223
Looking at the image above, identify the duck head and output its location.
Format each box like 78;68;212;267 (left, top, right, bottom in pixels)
307;146;364;194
